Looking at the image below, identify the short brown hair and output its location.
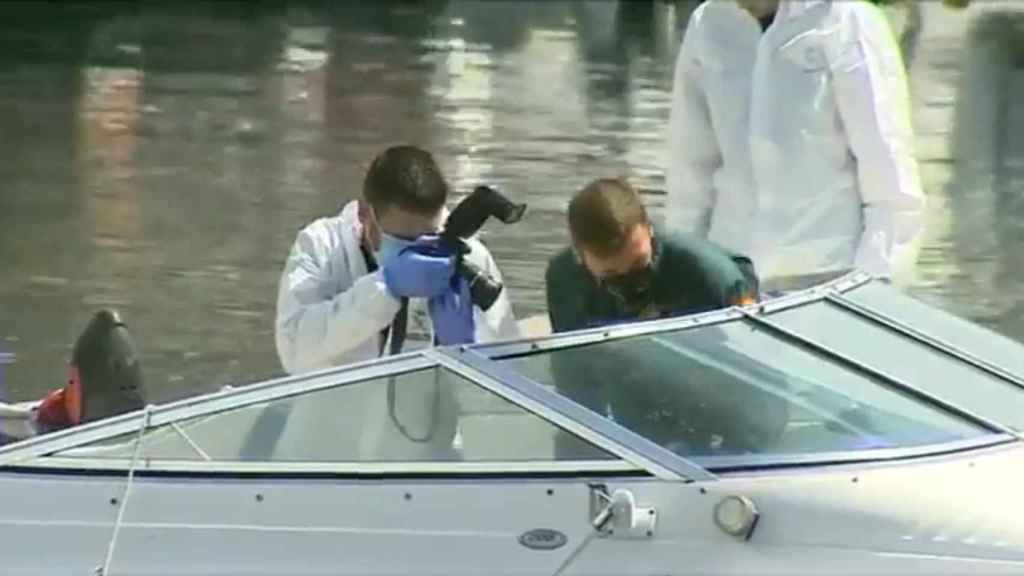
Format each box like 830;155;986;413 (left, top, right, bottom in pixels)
568;178;649;257
362;145;449;215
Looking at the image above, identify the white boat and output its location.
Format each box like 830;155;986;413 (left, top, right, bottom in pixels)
2;271;1024;575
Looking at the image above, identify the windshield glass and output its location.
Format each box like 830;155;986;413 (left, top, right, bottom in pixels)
53;366;612;464
843;282;1024;378
773;298;1024;431
500;320;989;463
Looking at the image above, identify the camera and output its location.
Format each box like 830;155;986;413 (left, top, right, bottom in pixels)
439;185;527;311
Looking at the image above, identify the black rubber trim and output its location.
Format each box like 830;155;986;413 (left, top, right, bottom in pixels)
0;465;653;481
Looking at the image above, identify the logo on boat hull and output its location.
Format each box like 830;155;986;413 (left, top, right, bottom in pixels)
519;528;568;550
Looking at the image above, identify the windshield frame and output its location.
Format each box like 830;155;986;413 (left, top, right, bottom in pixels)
688;435;1017;473
826;292;1024;393
1;272;1017;477
0;349;711;482
466;272;1017;469
470;273;877;360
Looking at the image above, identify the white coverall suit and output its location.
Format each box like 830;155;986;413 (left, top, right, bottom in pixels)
666;0;924;291
270;200;520;462
275;200;519;374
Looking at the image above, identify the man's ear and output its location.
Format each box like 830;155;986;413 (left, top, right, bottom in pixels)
357;200;381;250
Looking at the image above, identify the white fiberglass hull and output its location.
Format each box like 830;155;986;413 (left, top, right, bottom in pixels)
0;444;1022;575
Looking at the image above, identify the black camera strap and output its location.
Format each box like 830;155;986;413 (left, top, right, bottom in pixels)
360;243;409;358
389;299;409;356
360;243;432;443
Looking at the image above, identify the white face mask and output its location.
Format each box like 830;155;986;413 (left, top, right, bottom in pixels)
375;232;416;267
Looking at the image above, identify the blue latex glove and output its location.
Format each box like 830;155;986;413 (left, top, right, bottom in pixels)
429;278;475;345
381;239;455;299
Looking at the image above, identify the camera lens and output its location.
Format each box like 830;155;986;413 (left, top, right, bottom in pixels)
469;275;503;311
458;260;503;311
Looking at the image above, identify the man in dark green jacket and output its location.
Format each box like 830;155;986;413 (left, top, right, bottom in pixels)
546;178;758;333
544;178;774;459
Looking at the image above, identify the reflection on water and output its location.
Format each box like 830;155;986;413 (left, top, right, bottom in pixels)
907;5;1024;339
0;1;1022;403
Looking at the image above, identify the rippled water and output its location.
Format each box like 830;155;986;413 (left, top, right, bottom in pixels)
1;1;1022;403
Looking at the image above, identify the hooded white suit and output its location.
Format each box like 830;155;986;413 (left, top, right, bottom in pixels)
274;201;520;375
268;201;520;463
667;0;924;289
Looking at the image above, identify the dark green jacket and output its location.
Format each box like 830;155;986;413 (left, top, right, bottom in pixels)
545;231;758;333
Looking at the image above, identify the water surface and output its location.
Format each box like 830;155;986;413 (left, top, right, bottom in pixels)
1;1;1022;403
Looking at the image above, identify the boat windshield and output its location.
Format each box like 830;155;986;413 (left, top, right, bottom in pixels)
52;366;614;465
772;293;1024;432
841;282;1024;385
500;319;991;464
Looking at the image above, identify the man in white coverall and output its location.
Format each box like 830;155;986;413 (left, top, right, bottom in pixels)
271;145;519;461
666;0;924;293
275;145;519;374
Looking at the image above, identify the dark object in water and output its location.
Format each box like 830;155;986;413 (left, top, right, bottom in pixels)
72;309;147;424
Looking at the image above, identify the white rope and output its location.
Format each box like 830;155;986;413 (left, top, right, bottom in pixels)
550;493;614;576
550;530;601;576
99;405;153;575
